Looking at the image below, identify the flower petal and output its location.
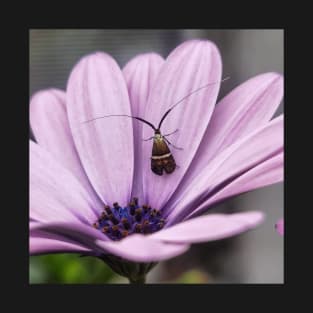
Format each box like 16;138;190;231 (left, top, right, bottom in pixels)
30;221;108;244
275;218;284;235
203;72;283;160
30;141;99;224
187;152;283;219
150;211;264;243
31;222;189;262
166;115;283;224
142;40;222;209
66;52;134;204
30;237;91;255
30;221;93;255
173;73;284;196
123;53;165;200
95;234;190;262
30;89;102;207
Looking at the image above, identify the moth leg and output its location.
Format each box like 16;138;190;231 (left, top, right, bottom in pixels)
142;136;154;141
164;137;183;150
163;129;179;137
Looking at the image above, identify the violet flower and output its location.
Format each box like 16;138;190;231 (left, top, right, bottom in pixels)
30;40;284;283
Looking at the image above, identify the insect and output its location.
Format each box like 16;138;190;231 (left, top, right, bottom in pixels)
83;78;229;176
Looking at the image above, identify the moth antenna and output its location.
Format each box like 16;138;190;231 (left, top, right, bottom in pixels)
158;76;230;130
82;114;157;131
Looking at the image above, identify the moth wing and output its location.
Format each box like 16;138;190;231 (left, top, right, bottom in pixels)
151;137;175;175
152;138;171;156
163;155;176;174
151;159;164;176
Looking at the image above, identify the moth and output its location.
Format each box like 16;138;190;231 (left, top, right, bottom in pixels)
84;78;229;176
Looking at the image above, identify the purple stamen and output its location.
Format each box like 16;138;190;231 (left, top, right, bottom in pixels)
92;197;166;241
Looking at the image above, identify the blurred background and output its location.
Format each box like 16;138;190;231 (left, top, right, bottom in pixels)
29;29;284;284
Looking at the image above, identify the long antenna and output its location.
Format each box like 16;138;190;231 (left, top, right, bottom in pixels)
82;114;157;131
158;76;230;130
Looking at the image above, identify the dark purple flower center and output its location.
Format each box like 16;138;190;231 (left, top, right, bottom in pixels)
92;197;166;241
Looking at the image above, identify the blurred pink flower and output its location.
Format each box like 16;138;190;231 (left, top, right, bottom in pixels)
30;40;284;282
275;218;284;235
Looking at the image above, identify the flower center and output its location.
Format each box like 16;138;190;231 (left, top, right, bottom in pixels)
92;197;166;241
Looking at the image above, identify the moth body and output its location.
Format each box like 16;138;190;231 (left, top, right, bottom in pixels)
151;130;176;176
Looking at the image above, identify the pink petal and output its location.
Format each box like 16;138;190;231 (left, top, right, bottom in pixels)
31;222;189;262
30;237;91;255
142;40;222;209
95;234;190;262
123;53;165;201
173;73;284;197
275;218;284;235
30;89;102;207
30;141;99;224
30;221;108;244
29;221;108;255
166;115;283;224
199;72;283;163
150;211;264;243
187;152;283;219
66;52;134;205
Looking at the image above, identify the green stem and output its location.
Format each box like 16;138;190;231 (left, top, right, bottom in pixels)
129;276;146;284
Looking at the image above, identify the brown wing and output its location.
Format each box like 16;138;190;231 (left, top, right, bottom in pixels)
163;154;176;174
151;155;176;175
151;158;164;176
151;137;176;175
151;155;176;176
152;138;171;156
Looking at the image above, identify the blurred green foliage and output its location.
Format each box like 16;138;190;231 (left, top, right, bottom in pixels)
172;269;211;283
30;254;117;283
30;254;211;284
